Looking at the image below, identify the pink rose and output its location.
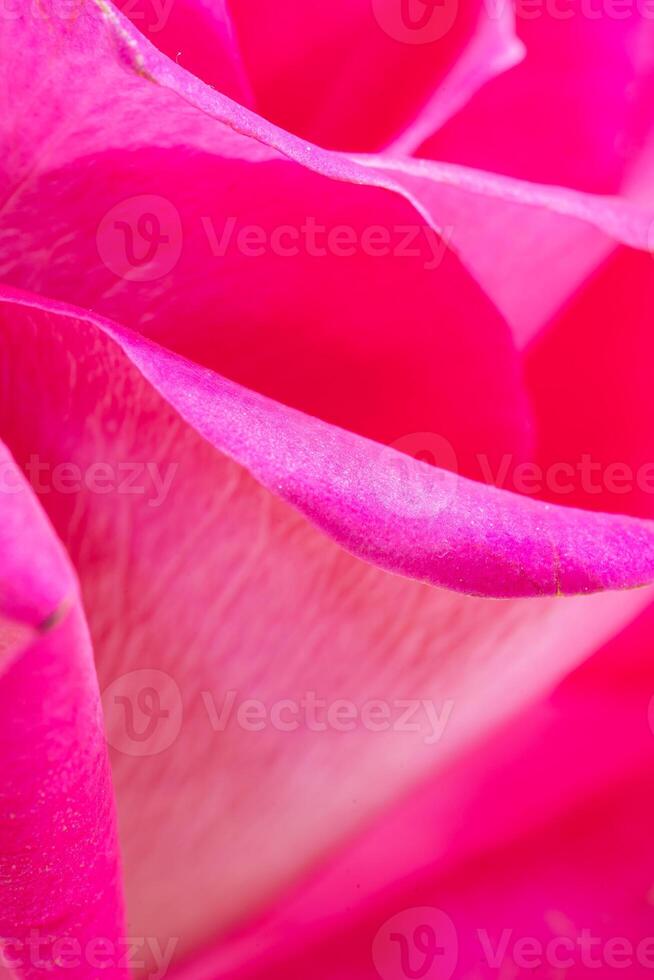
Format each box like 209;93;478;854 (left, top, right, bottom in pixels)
1;2;654;978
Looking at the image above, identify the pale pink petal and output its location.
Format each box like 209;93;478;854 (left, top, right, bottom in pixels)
190;601;654;979
3;6;654;972
5;287;654;598
0;289;652;972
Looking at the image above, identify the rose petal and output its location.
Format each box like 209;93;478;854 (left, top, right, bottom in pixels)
0;289;652;970
349;153;654;346
227;0;520;151
4;6;654;969
0;0;534;479
5;287;654;598
526;246;654;520
192;601;654;980
421;9;654;195
386;0;524;156
0;443;72;643
118;0;253;103
0;445;126;978
6;0;647;358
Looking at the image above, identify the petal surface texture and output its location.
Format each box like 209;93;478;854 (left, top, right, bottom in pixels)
227;0;522;150
0;445;126;979
421;9;654;194
1;289;653;966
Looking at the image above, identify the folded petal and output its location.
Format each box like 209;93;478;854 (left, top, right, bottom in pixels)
3;8;654;971
5;287;654;598
210;599;654;980
0;445;126;978
526;246;654;519
227;0;521;150
9;0;632;377
421;9;654;195
0;443;72;647
118;0;253;103
386;1;524;155
0;288;653;971
349;153;654;346
0;0;534;480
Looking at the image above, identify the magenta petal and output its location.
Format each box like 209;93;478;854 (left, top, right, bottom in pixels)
0;446;126;979
348;154;654;346
0;288;652;966
4;5;654;969
228;0;520;150
386;1;524;155
119;0;253;103
5;286;654;599
3;0;645;359
421;9;654;195
527;247;654;520
0;0;535;477
0;442;73;640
